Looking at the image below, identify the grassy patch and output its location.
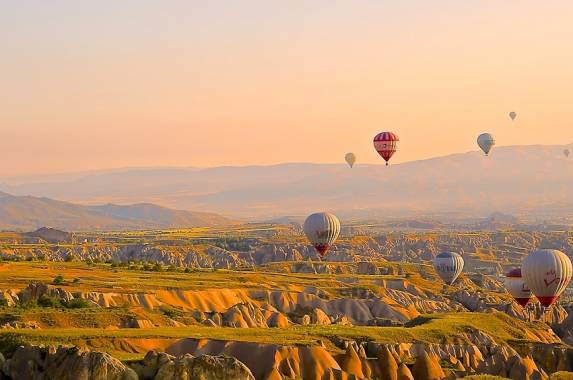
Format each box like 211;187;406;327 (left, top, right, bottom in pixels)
0;312;546;350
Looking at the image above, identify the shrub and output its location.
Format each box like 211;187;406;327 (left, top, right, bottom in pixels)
0;299;8;307
64;255;73;262
52;275;64;285
72;278;80;284
152;263;163;272
0;333;27;354
160;306;183;319
37;294;62;308
19;299;38;309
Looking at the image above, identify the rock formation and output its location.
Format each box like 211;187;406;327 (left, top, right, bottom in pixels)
2;345;138;380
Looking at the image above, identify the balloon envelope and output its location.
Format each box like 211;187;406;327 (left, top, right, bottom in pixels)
345;153;356;168
373;132;399;166
509;111;517;120
504;268;532;307
303;212;341;257
522;249;573;307
477;133;495;156
434;252;464;285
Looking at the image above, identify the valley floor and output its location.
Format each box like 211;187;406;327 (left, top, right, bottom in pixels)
0;228;572;379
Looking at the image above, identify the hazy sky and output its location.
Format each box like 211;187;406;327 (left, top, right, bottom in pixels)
1;1;573;176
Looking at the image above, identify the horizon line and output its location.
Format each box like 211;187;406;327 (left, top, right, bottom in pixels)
2;141;572;180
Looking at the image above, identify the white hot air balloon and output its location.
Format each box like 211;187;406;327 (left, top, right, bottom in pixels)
522;249;573;307
345;153;356;168
564;149;570;158
504;268;532;308
434;252;464;285
509;111;517;121
303;212;341;258
477;133;495;156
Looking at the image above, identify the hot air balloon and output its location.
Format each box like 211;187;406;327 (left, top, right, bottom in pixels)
345;153;356;168
303;212;340;258
564;149;570;158
477;133;495;156
509;111;517;121
522;249;573;307
434;252;464;285
373;132;399;166
504;268;532;307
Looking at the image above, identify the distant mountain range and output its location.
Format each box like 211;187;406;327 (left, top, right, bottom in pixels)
1;143;572;221
0;191;233;231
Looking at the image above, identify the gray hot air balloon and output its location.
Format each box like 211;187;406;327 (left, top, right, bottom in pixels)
477;133;495;156
522;249;572;307
345;153;356;168
434;252;464;285
564;149;570;158
303;212;341;258
509;111;517;121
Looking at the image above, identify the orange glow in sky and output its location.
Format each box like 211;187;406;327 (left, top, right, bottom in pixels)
1;1;573;176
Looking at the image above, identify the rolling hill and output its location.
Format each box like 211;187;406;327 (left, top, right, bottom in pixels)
1;143;572;220
0;192;233;231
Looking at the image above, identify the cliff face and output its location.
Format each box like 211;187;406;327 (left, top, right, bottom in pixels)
158;333;568;380
1;330;573;379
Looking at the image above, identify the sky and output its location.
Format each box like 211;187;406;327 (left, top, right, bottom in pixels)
1;1;573;176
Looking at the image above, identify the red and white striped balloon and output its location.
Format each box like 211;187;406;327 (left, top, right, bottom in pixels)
373;132;399;166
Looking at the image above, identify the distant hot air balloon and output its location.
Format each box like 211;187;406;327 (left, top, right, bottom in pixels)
303;212;340;258
434;252;464;285
477;133;495;156
564;149;570;158
373;132;399;166
522;249;573;307
345;153;356;168
509;111;517;121
504;268;532;308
